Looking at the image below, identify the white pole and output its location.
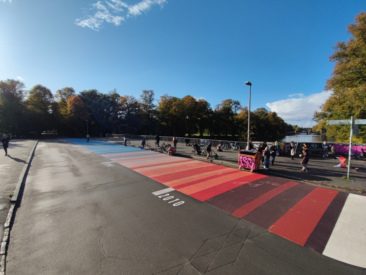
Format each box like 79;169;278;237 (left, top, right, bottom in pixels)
247;85;251;149
347;116;353;180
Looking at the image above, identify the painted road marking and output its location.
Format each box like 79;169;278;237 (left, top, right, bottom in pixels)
323;194;366;268
152;187;175;196
152;188;185;207
232;181;298;218
269;188;338;246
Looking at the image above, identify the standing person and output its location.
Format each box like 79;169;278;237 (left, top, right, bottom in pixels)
270;145;276;165
322;141;328;159
300;144;310;172
274;141;280;156
155;135;160;147
141;137;146;149
173;137;178;148
263;145;271;169
206;142;212;159
1;135;10;156
86;134;90;142
290;141;296;160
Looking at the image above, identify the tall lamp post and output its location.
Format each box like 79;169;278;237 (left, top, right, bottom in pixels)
245;81;252;149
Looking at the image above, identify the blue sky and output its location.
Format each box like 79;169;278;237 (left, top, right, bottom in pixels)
0;0;364;126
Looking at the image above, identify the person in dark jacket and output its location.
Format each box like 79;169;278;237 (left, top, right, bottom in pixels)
155;135;160;147
206;142;212;159
1;135;10;156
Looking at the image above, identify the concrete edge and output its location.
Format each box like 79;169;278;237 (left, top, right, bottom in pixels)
0;140;39;274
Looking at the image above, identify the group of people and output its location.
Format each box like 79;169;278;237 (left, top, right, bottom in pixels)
258;142;279;169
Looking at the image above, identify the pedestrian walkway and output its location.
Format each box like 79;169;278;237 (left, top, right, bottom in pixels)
67;138;366;268
0;140;35;241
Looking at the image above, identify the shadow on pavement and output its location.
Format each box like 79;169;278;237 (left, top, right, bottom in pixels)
6;155;27;164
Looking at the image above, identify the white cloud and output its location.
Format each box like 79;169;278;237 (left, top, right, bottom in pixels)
76;0;167;31
16;76;24;82
0;0;12;3
128;0;167;16
266;91;332;127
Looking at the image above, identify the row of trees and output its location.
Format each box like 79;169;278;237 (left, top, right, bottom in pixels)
315;12;366;143
0;79;292;141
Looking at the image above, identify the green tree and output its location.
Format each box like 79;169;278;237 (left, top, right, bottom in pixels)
315;13;366;142
25;85;55;135
0;79;26;135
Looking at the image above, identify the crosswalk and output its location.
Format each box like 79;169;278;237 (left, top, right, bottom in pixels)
67;139;366;268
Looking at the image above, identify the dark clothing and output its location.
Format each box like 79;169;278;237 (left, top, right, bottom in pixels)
155;135;160;146
2;137;9;156
141;138;146;148
193;144;201;155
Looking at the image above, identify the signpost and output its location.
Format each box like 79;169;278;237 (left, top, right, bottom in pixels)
328;117;366;179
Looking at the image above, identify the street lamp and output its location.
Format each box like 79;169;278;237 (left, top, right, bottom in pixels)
245;81;252;150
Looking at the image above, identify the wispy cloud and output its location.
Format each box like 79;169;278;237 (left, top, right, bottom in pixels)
266;91;332;127
76;0;167;31
0;0;13;3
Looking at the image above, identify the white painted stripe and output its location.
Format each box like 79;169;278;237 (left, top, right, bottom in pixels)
323;194;366;268
152;187;175;196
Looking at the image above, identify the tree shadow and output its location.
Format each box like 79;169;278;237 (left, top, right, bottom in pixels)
7;155;27;164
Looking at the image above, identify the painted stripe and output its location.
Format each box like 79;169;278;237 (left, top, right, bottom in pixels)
116;156;179;168
269;188;338;246
178;172;251;195
305;192;348;253
137;162;212;178
131;159;192;170
134;159;200;173
191;173;267;201
172;169;239;189
323;194;366;268
244;184;314;229
165;167;233;189
153;165;227;182
232;181;299;218
152;187;175;196
101;151;155;159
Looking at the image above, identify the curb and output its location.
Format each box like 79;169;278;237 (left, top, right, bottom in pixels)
0;140;38;274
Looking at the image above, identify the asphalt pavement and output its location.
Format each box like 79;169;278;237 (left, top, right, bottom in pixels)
0;140;35;243
5;140;366;274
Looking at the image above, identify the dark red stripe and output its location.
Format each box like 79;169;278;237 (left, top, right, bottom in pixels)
173;170;239;190
232;181;298;218
208;178;280;213
244;184;314;229
154;165;227;182
305;192;348;253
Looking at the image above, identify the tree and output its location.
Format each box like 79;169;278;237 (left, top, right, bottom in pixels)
0;79;26;135
25;85;55;135
315;12;366;142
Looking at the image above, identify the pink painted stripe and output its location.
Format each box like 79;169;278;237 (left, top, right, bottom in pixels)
138;162;213;178
191;173;267;201
166;167;236;187
178;172;252;195
232;181;299;218
131;159;192;170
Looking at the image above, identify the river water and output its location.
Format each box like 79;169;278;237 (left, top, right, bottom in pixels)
282;134;323;143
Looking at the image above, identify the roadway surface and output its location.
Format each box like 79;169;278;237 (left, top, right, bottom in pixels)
0;140;35;241
6;139;366;274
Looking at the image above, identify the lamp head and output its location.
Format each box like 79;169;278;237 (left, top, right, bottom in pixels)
245;81;252;86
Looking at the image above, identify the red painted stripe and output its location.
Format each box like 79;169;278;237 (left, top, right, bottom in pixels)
191;173;267;201
173;170;239;189
154;165;227;182
232;181;298;218
269;188;338;246
131;159;192;170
